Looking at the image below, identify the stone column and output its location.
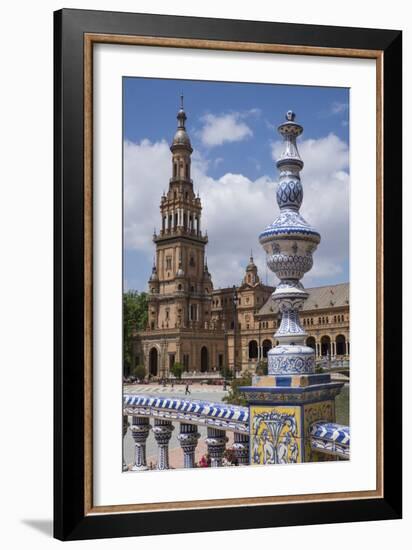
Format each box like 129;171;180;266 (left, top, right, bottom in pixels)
205;427;227;467
131;416;151;471
153;419;175;470
178;423;200;468
122;415;129;471
346;340;349;356
233;432;250;465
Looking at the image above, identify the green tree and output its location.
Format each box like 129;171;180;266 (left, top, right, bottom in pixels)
221;366;233;381
123;291;148;375
132;364;146;382
222;372;252;406
170;362;184;380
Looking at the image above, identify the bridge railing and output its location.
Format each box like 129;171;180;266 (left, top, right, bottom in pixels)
309;422;350;459
123;394;249;470
123;394;349;471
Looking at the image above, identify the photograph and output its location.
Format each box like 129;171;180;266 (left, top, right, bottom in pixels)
50;6;402;541
122;77;351;471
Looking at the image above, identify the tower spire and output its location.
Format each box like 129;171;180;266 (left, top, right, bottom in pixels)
171;95;192;151
177;94;187;129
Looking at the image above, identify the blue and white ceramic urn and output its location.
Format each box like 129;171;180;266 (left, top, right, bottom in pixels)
259;111;321;375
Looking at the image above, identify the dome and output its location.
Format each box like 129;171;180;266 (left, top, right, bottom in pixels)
246;254;257;272
170;98;193;152
172;127;192;149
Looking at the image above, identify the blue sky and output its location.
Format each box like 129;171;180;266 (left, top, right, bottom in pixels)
123;77;349;292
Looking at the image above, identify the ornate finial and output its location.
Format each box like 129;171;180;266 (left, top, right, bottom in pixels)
250;249;253;261
173;94;189;137
259;110;321;376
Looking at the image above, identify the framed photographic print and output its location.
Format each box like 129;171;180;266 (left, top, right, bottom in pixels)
54;8;402;541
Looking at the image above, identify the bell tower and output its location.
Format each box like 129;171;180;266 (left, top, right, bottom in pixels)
149;98;212;331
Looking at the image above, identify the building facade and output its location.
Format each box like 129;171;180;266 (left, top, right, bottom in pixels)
133;103;349;377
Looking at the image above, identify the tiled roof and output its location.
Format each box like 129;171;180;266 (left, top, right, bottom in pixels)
258;282;349;315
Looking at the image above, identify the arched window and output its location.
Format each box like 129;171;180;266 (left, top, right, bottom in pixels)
262;339;272;358
200;346;209;372
306;336;316;350
149;348;158;376
173;163;177;178
321;335;331;357
248;340;258;359
336;334;346;355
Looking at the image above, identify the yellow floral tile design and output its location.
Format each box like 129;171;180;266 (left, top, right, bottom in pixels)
250;406;302;465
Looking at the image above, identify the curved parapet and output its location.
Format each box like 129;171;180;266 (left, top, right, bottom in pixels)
123;394;249;434
309;421;350;460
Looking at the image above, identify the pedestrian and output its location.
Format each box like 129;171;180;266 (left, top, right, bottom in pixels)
185;383;191;395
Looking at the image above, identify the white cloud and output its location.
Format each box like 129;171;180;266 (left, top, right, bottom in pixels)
331;101;348;115
124;133;349;290
197;112;253;147
124;139;170;253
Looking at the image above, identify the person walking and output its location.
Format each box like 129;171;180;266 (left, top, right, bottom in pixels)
185;383;191;395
